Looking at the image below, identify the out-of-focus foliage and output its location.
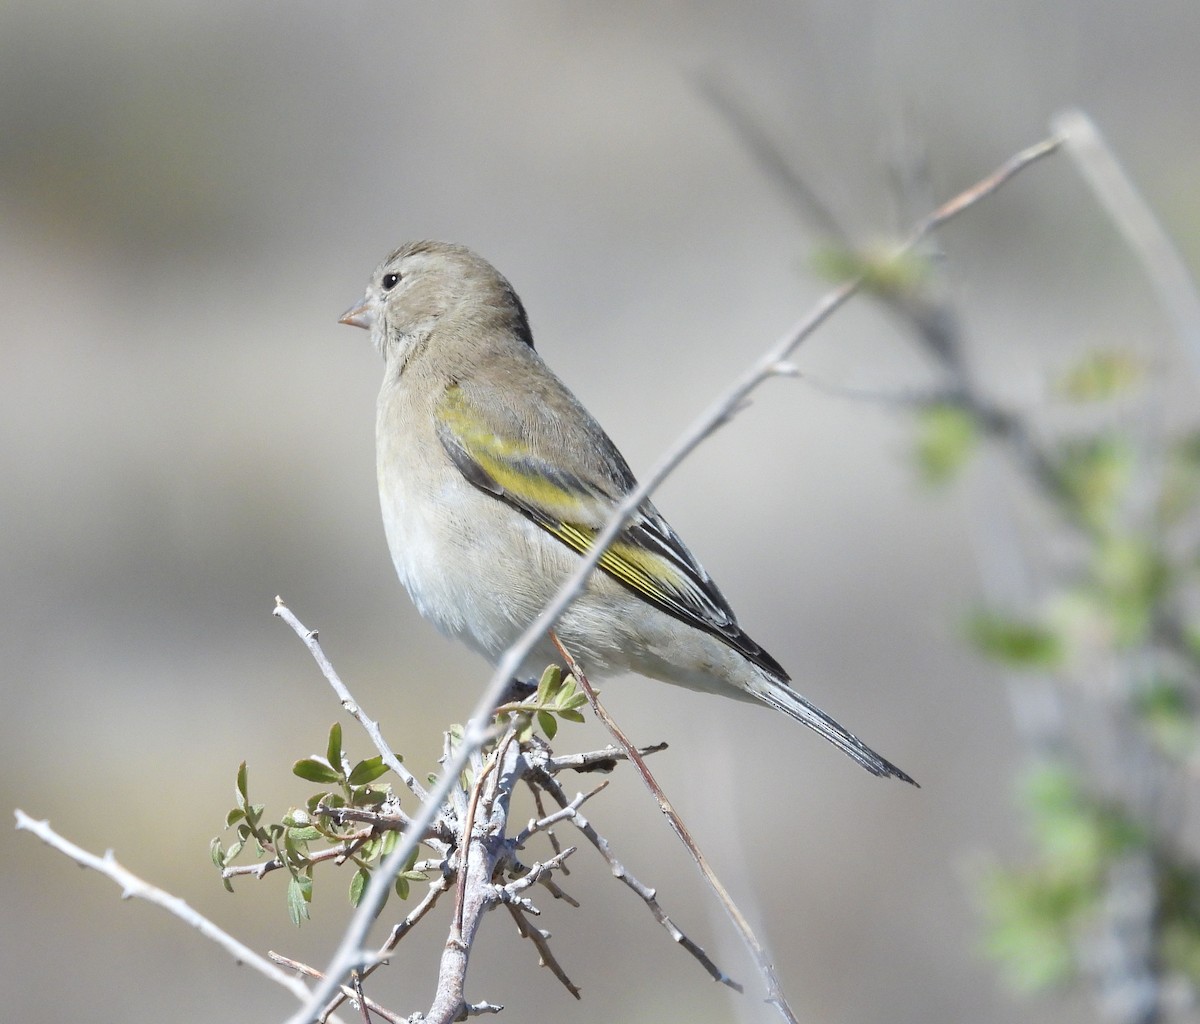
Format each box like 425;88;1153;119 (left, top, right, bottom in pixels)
908;338;1200;1010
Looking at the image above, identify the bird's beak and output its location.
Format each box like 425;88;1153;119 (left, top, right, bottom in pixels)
338;298;375;330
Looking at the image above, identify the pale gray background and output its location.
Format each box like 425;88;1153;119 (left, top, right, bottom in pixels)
4;3;1198;1023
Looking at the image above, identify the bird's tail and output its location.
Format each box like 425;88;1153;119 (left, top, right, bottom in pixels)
749;675;918;786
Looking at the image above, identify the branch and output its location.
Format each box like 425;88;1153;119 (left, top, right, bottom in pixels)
422;730;525;1024
544;742;669;774
268;954;405;1024
528;767;741;993
505;903;581;999
13;810;346;1023
274;599;427;803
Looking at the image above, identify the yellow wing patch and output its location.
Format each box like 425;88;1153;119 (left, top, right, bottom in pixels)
550;523;692;608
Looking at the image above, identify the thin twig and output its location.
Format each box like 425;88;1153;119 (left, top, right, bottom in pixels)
222;830;374;880
422;731;525;1024
527;782;566;867
515;782;607;847
13;810;346;1023
273;599;426;803
452;744;502;943
544;743;669;774
530;768;741;992
505;903;582;999
377;872;452;955
496;848;577;905
269;953;404;1024
282;133;1063;1023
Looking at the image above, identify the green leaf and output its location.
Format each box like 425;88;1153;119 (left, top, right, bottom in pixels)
326;722;343;774
966;611;1064;669
514;714;533;744
981;867;1079;992
537;710;558;740
536;664;562;705
1088;536;1167;647
349;867;369;906
293;758;341;784
915;404;977;485
1056;350;1142;401
286;825;323;843
811;243;930;297
1021;763;1144;873
560;692;588;713
396;874;410;900
210;837;225;870
236;762;249;804
286;874;312;926
1133;678;1196;759
1056;435;1134;534
225;807;245;828
348;756;390;787
557;708;586;724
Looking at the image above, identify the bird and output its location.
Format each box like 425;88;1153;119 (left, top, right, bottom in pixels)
339;241;915;785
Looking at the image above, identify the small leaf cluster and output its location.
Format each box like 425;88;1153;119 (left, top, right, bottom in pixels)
211;672;591;927
916;403;978;486
812;242;932;299
504;666;588;742
211;724;422;925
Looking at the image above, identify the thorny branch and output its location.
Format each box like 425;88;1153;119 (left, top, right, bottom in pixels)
12;811;350;1024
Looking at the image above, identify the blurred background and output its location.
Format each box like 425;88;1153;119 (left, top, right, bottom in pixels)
4;3;1199;1022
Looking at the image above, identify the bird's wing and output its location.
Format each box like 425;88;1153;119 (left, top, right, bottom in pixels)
434;382;787;678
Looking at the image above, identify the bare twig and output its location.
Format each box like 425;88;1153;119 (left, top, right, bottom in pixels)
13;810;346;1023
451;739;503;944
497;848;577;905
529;767;741;993
515;782;607;847
273;599;426;803
463;1001;504;1016
505;903;582;999
527;782;566;867
269;953;405;1024
544;743;669;774
378;872;452;954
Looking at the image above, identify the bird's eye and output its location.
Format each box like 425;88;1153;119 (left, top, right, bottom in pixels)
382;272;401;291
